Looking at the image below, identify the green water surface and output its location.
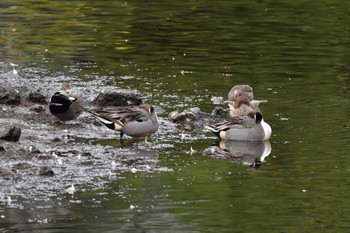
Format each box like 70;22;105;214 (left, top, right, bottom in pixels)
1;0;350;232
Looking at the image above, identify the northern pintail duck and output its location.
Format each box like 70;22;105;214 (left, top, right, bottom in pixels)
229;96;254;117
85;104;159;140
49;83;85;121
228;85;254;101
228;85;268;115
205;112;272;141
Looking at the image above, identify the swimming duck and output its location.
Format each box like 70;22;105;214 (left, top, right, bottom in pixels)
205;112;272;141
85;104;159;140
49;83;85;121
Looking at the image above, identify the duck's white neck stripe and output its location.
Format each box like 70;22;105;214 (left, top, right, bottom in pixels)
261;119;272;141
260;141;272;162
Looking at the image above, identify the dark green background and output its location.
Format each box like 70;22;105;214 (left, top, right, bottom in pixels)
1;0;350;232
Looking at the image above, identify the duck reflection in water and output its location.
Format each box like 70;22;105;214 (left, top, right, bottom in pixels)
203;140;271;169
113;141;159;170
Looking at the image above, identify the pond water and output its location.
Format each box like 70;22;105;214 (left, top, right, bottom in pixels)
1;0;350;232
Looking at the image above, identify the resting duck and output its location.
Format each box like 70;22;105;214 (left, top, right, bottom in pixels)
228;85;254;101
229;96;255;117
228;85;268;115
205;112;272;141
85;104;159;140
49;83;85;121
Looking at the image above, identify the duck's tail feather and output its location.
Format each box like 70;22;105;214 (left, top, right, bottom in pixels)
81;107;118;130
204;125;221;137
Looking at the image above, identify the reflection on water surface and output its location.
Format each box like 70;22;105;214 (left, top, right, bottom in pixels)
1;0;350;232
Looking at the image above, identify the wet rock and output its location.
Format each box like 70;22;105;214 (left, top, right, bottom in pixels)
52;137;61;142
39;166;54;176
13;162;31;170
168;110;197;123
0;167;20;181
169;107;227;130
0;86;21;105
211;96;224;104
168;110;198;130
24;145;41;155
0;125;21;142
30;104;46;113
93;90;143;108
28;91;47;104
0;167;12;177
211;107;229;118
122;158;143;166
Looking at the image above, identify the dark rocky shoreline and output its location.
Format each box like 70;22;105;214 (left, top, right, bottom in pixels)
0;68;176;201
0;65;264;202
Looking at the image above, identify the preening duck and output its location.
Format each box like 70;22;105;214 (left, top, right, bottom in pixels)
49;83;85;121
85;104;159;140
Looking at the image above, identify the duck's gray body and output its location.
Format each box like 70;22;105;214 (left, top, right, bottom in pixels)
88;104;159;139
205;112;272;142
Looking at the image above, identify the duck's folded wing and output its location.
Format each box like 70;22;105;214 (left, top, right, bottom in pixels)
206;116;252;131
98;106;150;123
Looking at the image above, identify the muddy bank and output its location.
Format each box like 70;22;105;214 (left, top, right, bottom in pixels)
0;65;178;202
0;63;245;202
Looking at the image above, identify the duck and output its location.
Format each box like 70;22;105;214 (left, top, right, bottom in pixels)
228;85;268;115
228;96;268;117
228;84;254;101
204;112;272;141
229;96;255;117
49;83;85;121
84;104;159;140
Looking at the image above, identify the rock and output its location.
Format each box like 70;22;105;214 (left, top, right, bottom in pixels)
0;87;21;105
93;90;143;108
28;91;47;104
0;125;21;142
0;167;19;180
12;162;31;170
211;96;224;104
30;104;46;113
52;137;61;142
169;107;217;130
0;167;12;177
24;145;41;155
169;107;235;131
168;110;197;123
211;107;229;118
39;166;54;176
